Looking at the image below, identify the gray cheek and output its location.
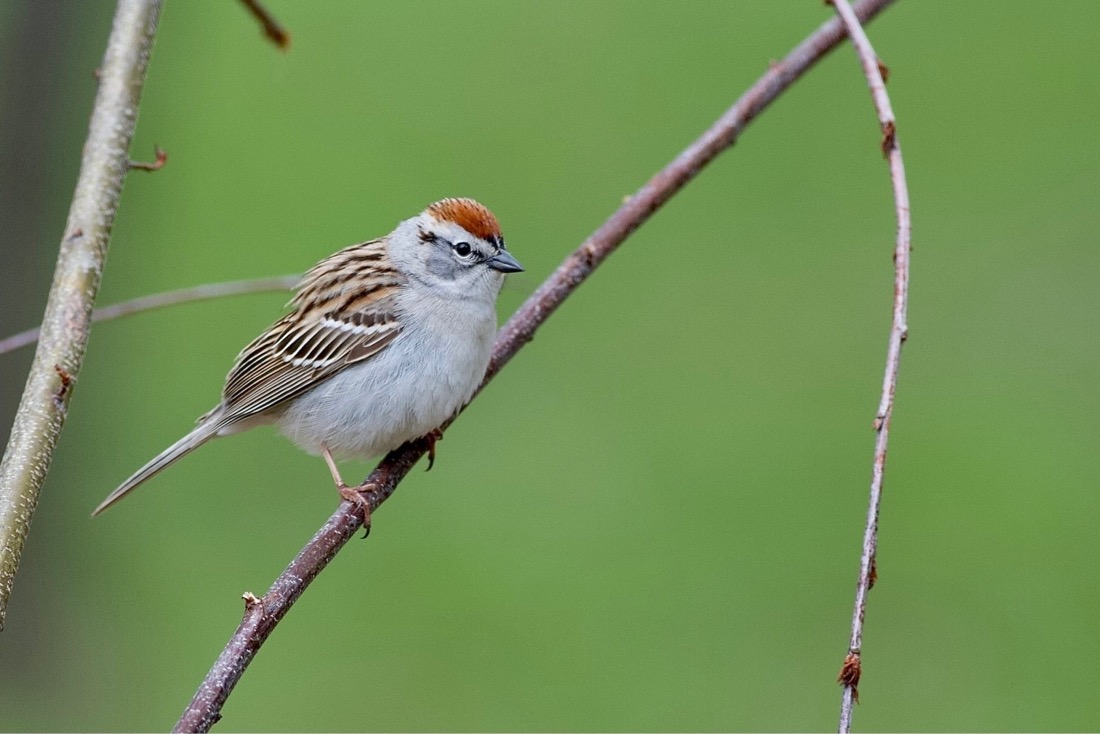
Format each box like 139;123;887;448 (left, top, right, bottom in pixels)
425;247;463;280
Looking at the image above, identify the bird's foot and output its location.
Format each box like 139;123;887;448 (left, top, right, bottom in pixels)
425;428;444;471
324;448;373;538
338;481;374;538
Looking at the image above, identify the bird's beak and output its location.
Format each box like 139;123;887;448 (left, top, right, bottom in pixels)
487;250;524;273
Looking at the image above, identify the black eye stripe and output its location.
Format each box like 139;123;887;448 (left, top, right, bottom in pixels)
418;227;440;245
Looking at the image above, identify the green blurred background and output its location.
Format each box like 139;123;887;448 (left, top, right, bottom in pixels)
1;1;1098;731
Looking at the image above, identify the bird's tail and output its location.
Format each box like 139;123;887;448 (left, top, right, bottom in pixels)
92;418;222;516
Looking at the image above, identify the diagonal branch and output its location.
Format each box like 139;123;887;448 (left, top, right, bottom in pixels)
828;0;912;731
237;0;291;50
0;0;162;631
173;1;896;730
0;276;300;356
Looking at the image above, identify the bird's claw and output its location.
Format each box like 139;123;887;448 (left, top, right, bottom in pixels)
338;482;373;538
425;428;444;471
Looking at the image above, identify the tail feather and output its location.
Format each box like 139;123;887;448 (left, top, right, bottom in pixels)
92;420;221;516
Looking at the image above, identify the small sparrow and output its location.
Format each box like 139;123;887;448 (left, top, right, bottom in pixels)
93;198;523;525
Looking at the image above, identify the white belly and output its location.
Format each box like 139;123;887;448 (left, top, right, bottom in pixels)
275;299;496;459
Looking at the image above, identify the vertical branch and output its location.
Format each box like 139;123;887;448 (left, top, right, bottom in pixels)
829;0;911;731
0;0;162;629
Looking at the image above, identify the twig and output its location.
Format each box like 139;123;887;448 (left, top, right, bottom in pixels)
828;0;911;731
237;0;290;50
0;0;162;631
174;2;896;730
128;144;168;171
0;276;300;356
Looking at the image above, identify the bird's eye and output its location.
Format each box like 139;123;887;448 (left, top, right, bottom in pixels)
453;242;473;257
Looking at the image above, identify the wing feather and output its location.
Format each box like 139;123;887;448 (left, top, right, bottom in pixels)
212;239;405;425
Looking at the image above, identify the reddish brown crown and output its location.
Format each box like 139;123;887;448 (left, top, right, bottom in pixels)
427;198;502;243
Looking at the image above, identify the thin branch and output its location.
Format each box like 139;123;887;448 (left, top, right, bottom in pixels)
0;0;162;630
128;144;168;171
174;1;896;730
237;0;291;50
829;0;911;731
0;276;300;356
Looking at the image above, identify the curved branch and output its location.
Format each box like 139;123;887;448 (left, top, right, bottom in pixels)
0;276;300;356
174;1;896;730
829;0;912;731
0;0;162;630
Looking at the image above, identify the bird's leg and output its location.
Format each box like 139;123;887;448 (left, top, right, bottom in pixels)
425;428;444;471
322;448;345;488
323;448;372;538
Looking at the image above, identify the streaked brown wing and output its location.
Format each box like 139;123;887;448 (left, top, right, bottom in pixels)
214;239;405;424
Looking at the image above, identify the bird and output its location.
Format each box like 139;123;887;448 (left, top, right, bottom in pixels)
93;198;523;527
